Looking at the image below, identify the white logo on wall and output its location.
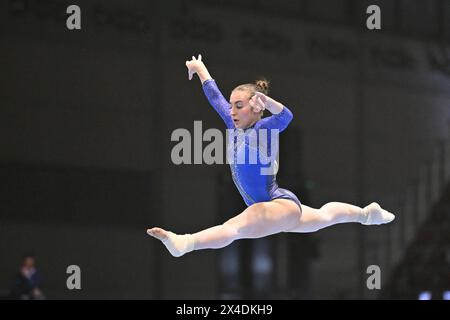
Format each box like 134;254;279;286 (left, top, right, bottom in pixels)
366;5;381;30
66;5;81;30
66;265;82;290
366;265;381;290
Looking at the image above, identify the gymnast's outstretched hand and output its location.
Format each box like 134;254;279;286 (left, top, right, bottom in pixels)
185;54;212;84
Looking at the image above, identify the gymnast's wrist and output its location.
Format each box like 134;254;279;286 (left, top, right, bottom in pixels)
265;99;284;114
199;71;213;84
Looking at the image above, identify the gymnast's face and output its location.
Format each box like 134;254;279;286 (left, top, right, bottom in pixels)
230;90;261;129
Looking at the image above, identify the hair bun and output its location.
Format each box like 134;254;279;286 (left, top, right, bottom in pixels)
255;79;269;94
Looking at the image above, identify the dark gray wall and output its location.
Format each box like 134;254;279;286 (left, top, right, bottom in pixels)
1;0;450;299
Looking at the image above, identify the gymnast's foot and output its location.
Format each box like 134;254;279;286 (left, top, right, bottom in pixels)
361;202;395;225
147;227;195;257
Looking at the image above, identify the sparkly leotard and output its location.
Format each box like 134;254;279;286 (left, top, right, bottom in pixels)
202;79;302;211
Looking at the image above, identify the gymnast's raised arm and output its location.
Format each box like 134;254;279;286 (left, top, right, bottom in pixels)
185;54;233;129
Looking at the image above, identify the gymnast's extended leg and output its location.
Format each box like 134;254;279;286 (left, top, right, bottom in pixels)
286;201;395;233
147;199;301;257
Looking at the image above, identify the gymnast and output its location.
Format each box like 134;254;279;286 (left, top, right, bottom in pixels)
147;54;395;257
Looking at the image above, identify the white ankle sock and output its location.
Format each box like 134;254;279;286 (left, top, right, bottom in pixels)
361;202;395;225
161;232;195;257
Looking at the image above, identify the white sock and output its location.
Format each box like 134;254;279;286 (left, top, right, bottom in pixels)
161;232;195;257
361;202;395;225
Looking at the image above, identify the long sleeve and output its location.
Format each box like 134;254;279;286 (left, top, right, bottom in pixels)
202;79;234;129
255;105;293;132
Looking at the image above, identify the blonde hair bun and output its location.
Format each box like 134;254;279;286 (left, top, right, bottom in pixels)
255;79;269;94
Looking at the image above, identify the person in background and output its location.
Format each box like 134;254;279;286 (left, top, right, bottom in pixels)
10;254;45;300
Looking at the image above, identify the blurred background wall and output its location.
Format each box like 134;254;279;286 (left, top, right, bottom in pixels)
1;0;449;299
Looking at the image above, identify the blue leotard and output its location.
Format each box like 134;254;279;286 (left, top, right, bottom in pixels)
202;79;302;212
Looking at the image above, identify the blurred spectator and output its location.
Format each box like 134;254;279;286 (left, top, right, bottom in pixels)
10;254;45;300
